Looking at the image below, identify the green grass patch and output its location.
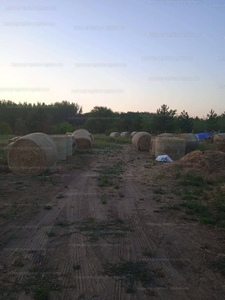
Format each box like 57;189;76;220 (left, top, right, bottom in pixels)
104;260;162;292
153;187;165;195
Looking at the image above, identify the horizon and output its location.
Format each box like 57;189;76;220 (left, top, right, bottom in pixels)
0;1;225;118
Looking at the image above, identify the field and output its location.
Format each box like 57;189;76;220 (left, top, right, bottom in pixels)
0;135;225;300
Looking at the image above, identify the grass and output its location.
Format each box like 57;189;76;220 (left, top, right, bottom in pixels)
93;134;131;149
73;218;132;240
104;260;162;292
211;257;225;276
97;160;124;188
171;172;225;228
101;195;107;204
153;187;165;195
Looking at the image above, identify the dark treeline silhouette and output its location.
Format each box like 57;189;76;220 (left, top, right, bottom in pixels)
0;100;225;135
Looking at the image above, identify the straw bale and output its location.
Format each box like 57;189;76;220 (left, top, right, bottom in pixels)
177;133;198;151
132;132;151;151
7;132;58;175
155;136;185;160
120;132;130;138
110;132;120;137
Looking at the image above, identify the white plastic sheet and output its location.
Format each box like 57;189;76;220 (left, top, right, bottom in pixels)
155;155;173;162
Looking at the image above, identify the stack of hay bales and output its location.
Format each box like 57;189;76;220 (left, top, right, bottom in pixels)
73;129;92;149
214;135;225;152
110;132;120;137
120;132;130;138
132;132;151;151
51;135;67;161
177;133;198;152
7;132;58;175
130;131;137;138
155;136;186;160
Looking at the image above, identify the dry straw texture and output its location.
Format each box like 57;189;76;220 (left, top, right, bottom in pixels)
110;132;120;137
155;136;185;160
132;132;151;151
73;129;93;141
158;133;176;137
120;132;130;138
177;133;198;151
73;132;92;149
8;132;58;175
51;135;67;161
214;135;225;152
130;131;137;138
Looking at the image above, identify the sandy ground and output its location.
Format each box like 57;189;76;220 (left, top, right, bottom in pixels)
0;144;225;300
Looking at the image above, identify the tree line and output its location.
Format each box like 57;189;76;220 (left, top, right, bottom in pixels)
0;100;224;135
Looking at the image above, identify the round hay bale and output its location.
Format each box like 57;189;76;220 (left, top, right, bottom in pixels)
8;136;20;144
130;131;137;138
120;132;130;138
65;132;73;135
110;132;120;137
132;132;151;151
155;136;186;160
73;129;93;141
177;133;198;151
158;133;176;137
74;133;92;149
7;132;58;175
51;135;67;161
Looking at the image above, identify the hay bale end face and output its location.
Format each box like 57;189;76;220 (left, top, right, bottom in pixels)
132;132;151;151
7;132;58;175
65;135;76;156
155;136;185;160
74;134;92;149
110;132;120;137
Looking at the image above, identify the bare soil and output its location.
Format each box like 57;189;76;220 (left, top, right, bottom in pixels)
0;145;225;300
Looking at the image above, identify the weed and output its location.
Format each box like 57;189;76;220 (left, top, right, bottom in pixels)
101;195;107;204
211;257;225;276
153;187;165;195
43;205;52;210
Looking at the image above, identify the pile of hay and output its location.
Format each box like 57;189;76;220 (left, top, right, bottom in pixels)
120;132;130;138
110;132;120;137
132;132;151;151
155;136;185;160
180;150;225;174
214;135;225;152
7;132;58;175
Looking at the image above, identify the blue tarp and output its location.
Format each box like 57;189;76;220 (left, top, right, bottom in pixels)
195;132;213;141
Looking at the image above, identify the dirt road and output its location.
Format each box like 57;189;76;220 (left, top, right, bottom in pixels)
0;145;225;299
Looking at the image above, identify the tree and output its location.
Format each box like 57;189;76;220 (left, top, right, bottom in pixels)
206;109;218;131
177;110;193;133
14;118;28;135
0;122;13;134
155;104;177;133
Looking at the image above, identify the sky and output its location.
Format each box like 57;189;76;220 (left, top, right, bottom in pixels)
0;0;225;117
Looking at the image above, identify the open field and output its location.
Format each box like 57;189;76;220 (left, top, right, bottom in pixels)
0;135;225;299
